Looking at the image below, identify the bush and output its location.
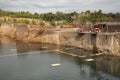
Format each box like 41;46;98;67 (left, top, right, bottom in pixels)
31;20;36;25
13;18;17;23
4;18;7;22
49;21;56;27
63;21;72;25
23;19;30;24
0;20;2;26
39;21;45;26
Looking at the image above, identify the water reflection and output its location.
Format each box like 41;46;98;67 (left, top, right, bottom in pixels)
0;36;120;80
16;41;29;53
28;43;42;51
96;56;120;78
0;36;16;48
74;56;120;79
16;42;57;53
0;36;16;55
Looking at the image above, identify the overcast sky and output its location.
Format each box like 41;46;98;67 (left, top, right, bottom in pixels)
0;0;119;13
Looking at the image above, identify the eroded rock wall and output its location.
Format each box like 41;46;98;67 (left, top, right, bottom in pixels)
0;23;16;38
58;32;120;56
0;23;120;56
59;32;95;51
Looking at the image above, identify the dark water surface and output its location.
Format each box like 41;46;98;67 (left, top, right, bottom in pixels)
0;36;120;80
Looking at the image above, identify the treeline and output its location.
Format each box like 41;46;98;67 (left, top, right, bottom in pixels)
0;9;75;22
0;10;40;19
0;9;120;27
105;13;120;22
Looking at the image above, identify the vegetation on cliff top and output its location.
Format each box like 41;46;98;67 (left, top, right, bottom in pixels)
0;9;120;27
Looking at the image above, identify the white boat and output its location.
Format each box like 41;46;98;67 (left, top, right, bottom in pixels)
51;63;61;67
85;59;94;61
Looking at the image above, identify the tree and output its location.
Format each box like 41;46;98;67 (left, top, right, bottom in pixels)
76;10;113;26
33;13;40;19
56;11;64;21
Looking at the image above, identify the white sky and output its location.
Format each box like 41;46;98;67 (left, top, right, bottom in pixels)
0;0;120;13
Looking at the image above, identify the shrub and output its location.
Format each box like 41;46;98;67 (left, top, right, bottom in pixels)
39;21;45;26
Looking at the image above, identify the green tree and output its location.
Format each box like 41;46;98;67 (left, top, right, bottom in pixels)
56;11;64;21
76;10;113;26
33;13;40;19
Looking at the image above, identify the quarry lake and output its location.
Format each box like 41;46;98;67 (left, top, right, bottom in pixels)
0;36;120;80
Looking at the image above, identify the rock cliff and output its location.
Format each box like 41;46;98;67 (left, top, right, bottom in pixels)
0;23;120;56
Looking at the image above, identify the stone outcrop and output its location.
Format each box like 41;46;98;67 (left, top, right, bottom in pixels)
0;23;16;38
27;30;120;56
59;32;120;56
96;33;120;56
0;23;120;56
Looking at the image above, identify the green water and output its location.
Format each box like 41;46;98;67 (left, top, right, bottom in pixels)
0;36;120;80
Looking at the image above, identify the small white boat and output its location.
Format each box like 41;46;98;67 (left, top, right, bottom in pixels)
51;63;61;67
85;59;94;61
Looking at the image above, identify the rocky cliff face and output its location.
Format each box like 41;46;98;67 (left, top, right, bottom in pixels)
59;32;120;56
96;33;120;56
27;31;120;56
59;32;95;51
0;23;16;38
0;23;120;56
